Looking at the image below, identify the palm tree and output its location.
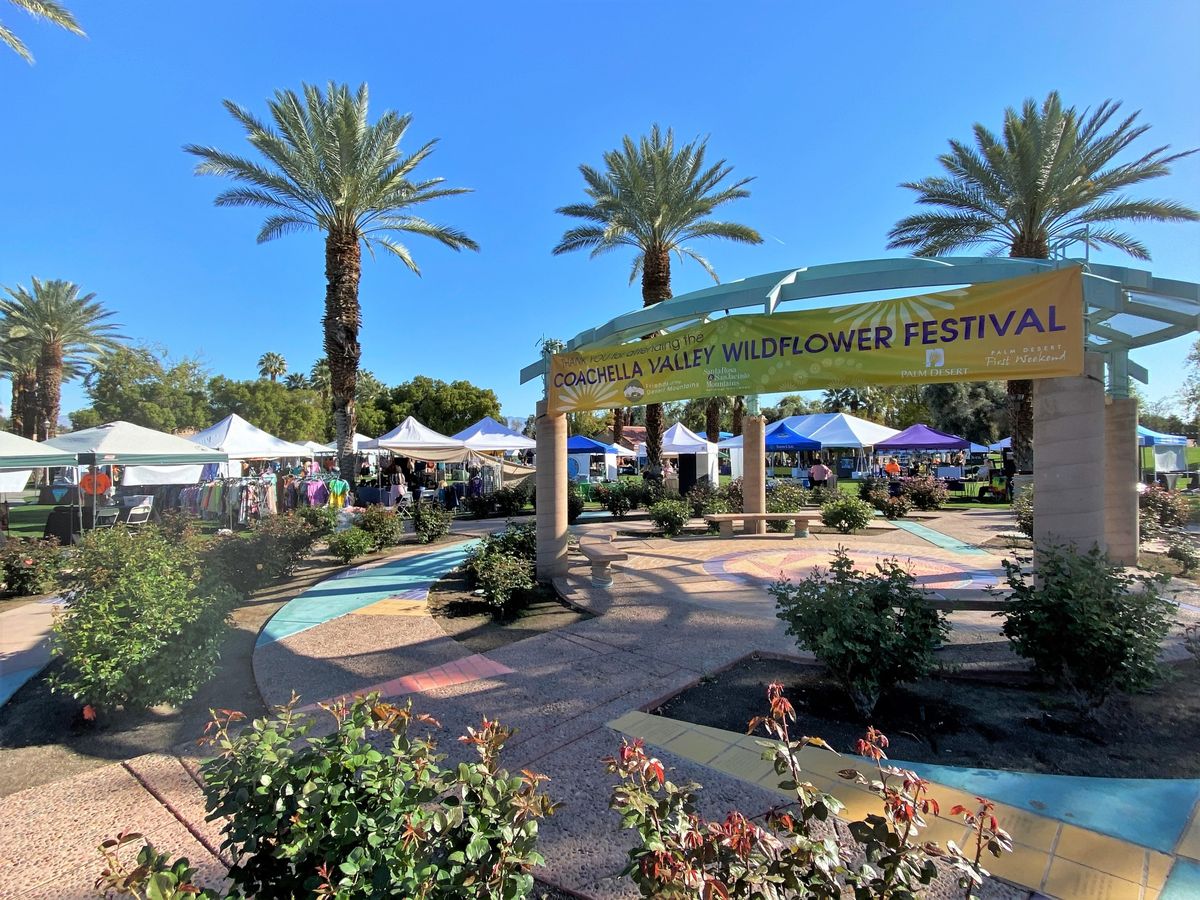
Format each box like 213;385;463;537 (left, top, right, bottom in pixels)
2;0;84;63
1;279;123;438
185;82;478;479
284;372;310;390
257;351;287;381
308;359;331;401
553;125;762;466
0;327;39;438
888;91;1198;470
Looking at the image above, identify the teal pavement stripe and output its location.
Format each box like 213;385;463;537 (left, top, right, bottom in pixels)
889;519;991;556
1163;858;1200;899
900;758;1200;855
0;664;47;709
256;541;478;647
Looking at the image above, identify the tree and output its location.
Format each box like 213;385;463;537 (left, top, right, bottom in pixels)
760;394;822;422
567;410;607;438
522;414;536;439
921;382;1009;445
186;82;478;481
369;375;500;437
1;278;124;438
283;372;310;390
256;352;287;381
0;325;40;438
2;0;84;63
70;345;210;434
208;376;325;442
553;125;762;467
888;91;1198;472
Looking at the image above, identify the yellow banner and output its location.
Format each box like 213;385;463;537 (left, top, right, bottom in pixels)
548;267;1084;414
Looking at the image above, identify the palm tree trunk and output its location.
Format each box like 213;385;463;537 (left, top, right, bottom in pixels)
705;398;721;443
641;246;672;468
732;396;744;436
324;230;363;483
36;343;63;439
612;408;623;447
1007;242;1048;472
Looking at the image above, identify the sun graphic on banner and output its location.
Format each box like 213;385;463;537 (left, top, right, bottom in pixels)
830;289;966;331
554;378;623;412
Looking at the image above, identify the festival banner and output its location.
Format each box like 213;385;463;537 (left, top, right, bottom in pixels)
547;267;1084;414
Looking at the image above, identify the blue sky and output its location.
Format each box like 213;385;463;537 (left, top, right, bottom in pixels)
3;0;1198;425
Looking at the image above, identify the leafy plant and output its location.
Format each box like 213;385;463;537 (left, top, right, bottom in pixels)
201;696;556;899
602;482;636;518
355;504;405;549
464;494;493;519
471;551;535;615
414;504;453;544
648;499;690;537
771;547;949;717
719;476;745;513
204;513;318;594
1167;531;1200;574
819;496;874;534
96;831;220;899
492;485;529;518
607;683;1005;898
474;522;537;562
1012;484;1034;537
685;480;727;518
808;485;835;507
997;544;1173;713
327;526;375;564
876;494;911;520
766;482;809;532
49;527;237;711
296;504;339;536
567;482;585;524
900;475;948;511
1140;483;1189;528
0;537;62;596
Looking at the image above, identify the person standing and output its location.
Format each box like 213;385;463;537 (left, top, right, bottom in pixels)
1002;451;1017;501
809;459;831;489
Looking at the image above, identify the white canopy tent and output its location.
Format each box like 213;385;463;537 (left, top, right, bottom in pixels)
0;431;77;494
375;416;484;464
317;433;380;457
46;421;228;467
718;413;899;478
451;416;536;452
638;423;720;484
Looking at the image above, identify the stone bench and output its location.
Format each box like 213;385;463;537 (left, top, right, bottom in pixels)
579;539;628;588
705;512;814;538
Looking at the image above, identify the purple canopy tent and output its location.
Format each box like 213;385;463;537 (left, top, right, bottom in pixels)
875;424;970;451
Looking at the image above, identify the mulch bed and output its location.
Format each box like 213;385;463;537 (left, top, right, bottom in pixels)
427;570;591;654
652;656;1200;778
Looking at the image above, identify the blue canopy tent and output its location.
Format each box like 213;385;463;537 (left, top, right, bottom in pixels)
566;434;621;481
988;437;1012;451
1137;425;1187;446
764;423;821;452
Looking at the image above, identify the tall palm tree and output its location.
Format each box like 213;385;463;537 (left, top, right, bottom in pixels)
0;327;39;438
2;0;84;63
284;372;310;391
257;351;287;381
1;279;122;438
185;82;478;478
888;91;1198;471
553;125;763;466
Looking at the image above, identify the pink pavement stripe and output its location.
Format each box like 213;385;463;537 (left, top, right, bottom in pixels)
300;653;514;710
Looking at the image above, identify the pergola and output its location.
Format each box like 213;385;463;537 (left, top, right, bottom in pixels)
522;257;1200;579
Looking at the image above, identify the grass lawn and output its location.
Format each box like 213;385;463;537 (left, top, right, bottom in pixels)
5;503;54;539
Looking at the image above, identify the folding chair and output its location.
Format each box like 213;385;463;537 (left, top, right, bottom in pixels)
92;507;120;529
124;504;152;527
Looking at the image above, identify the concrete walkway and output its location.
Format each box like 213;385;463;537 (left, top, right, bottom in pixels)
0;597;61;709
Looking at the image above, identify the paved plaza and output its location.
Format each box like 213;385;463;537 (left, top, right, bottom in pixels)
4;510;1200;898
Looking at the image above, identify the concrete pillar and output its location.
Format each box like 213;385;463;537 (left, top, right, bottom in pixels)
1105;396;1139;565
742;415;767;535
535;399;568;581
1033;352;1107;554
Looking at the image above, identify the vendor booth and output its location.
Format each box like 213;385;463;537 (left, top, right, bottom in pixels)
636;424;719;495
0;432;77;542
566;434;620;482
1139;425;1189;485
452;416;537;453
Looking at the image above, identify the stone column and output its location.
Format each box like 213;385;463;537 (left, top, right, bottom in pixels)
535;399;568;581
742;415;767;535
1033;352;1107;554
1105;396;1139;565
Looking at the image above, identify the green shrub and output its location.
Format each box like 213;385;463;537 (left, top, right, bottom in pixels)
97;832;220;899
492;485;529;518
997;545;1173;713
685;480;726;518
355;504;405;549
766;482;810;532
639;479;667;507
0;537;62;596
602;482;636;518
900;475;948;511
205;514;318;594
1167;532;1200;574
157;509;205;547
771;547;949;717
1013;484;1034;537
473;522;537;562
567;483;584;524
464;493;493;519
856;474;886;501
472;551;535;614
648;499;690;537
719;477;745;513
819;496;874;534
876;494;910;519
1140;483;1189;528
296;504;338;536
201;696;555;899
414;504;453;544
49;527;236;711
808;484;835;507
327;526;375;564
